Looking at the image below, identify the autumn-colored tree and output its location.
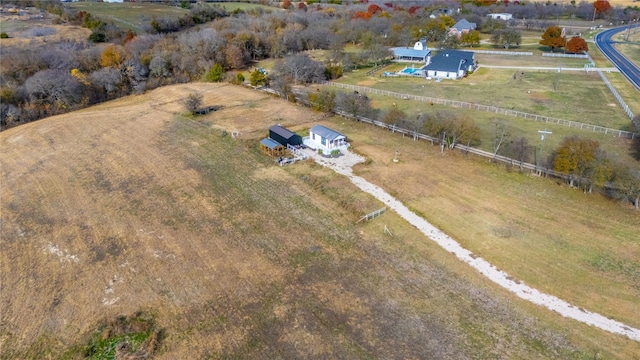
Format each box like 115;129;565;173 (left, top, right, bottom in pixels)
539;26;566;52
367;4;382;15
100;44;126;68
123;29;136;43
553;136;601;187
353;11;373;20
565;36;589;53
408;6;421;15
593;0;611;15
282;0;292;9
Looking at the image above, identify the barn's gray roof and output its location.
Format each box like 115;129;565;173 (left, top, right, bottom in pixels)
270;125;297;139
393;48;431;59
310;125;345;141
260;138;283;149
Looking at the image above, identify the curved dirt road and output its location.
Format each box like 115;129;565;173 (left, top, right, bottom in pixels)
306;148;640;342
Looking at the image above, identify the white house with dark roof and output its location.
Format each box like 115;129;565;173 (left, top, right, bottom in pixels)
424;50;476;80
304;125;349;155
448;19;477;37
393;38;432;63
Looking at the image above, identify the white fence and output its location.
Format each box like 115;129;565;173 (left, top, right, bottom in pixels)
542;53;589;59
596;70;635;120
325;82;637;139
471;50;533;56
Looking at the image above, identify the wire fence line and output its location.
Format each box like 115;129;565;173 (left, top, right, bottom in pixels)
324;82;637;140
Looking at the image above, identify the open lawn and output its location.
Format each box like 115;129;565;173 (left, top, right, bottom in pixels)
1;83;639;359
338;67;634;129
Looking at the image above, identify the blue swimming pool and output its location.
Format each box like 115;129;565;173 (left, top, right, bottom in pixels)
402;68;418;74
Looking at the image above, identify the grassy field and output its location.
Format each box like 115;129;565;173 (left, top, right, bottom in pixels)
338;66;634;129
345;91;639;167
614;29;640;67
2;83;639;359
67;2;188;32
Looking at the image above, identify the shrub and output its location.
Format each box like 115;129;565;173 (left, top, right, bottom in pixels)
0;32;9;39
204;63;224;82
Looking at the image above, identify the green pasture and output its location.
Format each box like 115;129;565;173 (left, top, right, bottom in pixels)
337;67;633;130
332;90;639;170
0;19;31;34
67;2;188;32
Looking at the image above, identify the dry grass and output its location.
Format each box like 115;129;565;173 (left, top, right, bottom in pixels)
1;83;639;359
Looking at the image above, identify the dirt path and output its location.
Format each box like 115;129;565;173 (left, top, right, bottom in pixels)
305;148;640;342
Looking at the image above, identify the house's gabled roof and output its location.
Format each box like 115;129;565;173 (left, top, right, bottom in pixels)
452;19;476;32
393;48;431;58
260;138;283;149
425;50;475;72
270;125;296;140
310;125;345;141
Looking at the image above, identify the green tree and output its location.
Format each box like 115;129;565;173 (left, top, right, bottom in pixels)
250;69;267;87
460;30;481;47
309;89;336;116
204;63;224;82
540;26;566;52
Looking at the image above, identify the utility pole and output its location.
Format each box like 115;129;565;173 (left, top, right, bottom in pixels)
537;129;552;174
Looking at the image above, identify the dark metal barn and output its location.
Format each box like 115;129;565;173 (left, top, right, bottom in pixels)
269;125;302;147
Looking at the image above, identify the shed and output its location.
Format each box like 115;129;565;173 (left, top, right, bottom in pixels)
269;125;302;147
260;138;286;157
393;37;431;63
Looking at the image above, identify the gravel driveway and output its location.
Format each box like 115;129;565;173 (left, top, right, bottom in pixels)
305;148;640;342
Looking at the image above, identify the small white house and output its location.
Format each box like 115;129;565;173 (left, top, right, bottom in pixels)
487;13;513;21
304;125;349;155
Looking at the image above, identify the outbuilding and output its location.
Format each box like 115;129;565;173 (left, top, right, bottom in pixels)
269;125;302;147
260;138;286;157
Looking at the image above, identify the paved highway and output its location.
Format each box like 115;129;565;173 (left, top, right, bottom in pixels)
594;24;640;91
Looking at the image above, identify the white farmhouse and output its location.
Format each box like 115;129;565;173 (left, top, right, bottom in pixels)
304;125;349;155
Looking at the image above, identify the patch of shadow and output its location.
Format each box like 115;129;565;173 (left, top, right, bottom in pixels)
491;225;523;239
92;237;126;263
94;169;113;192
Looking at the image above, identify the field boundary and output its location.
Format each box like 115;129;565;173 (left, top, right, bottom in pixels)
324;82;637;139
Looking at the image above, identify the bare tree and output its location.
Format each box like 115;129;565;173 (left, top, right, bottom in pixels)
492;121;510;161
181;93;203;114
